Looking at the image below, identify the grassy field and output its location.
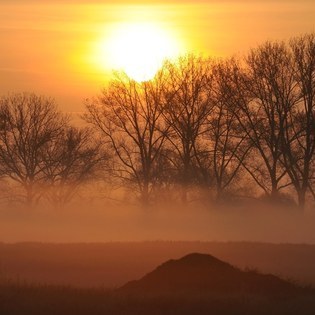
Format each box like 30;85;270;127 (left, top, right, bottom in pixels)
1;241;315;287
1;243;315;314
1;280;315;315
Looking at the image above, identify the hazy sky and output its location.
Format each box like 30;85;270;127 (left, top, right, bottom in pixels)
0;0;314;114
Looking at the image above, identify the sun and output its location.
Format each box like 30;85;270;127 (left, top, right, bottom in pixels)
94;22;182;82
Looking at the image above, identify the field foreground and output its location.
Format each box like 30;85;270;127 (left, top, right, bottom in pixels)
1;283;315;315
1;241;315;287
1;252;315;315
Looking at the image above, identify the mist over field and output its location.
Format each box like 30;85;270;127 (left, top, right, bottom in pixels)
1;202;314;244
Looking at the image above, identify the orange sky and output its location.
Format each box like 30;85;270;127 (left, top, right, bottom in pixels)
0;0;314;115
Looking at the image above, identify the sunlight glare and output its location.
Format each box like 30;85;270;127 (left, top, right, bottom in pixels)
95;22;181;81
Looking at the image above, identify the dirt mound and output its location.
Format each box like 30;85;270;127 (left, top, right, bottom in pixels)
119;253;299;296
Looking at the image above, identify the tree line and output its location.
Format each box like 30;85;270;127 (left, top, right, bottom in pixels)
0;33;314;210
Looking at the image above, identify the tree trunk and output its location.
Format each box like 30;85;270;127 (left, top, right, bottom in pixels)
215;184;223;203
297;187;307;211
181;185;188;204
270;177;279;203
25;184;34;209
140;181;150;208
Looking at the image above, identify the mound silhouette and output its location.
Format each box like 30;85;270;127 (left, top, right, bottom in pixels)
119;253;299;296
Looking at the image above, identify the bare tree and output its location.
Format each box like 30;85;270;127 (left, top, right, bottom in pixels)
84;72;168;206
0;92;67;206
229;42;298;201
42;126;103;208
280;33;315;209
161;54;214;202
207;59;251;202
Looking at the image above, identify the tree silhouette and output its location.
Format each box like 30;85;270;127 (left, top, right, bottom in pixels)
161;55;214;202
85;72;169;206
229;42;298;201
0;93;67;206
207;59;251;202
42;126;103;208
280;34;315;209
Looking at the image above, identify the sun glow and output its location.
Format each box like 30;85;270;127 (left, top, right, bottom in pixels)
94;22;182;81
